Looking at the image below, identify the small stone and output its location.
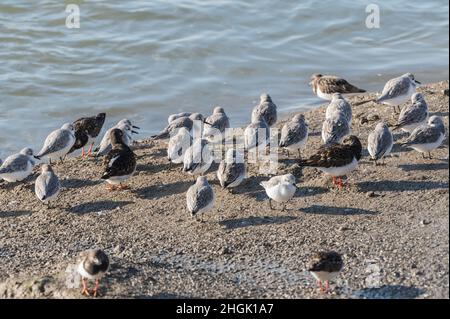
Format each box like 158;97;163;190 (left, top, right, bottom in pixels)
366;191;378;198
420;219;431;226
221;247;232;255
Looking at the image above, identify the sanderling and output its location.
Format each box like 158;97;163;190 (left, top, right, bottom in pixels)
279;114;309;158
101;129;137;191
77;249;109;297
95;121;138;157
367;122;394;165
260;174;297;211
325;93;352;123
186;176;215;221
68;113;106;157
376;73;420;113
393;93;429;133
183;139;213;177
203;107;230;142
298;135;362;189
35;164;60;207
152;113;205;140
308;251;344;293
309;74;366;101
168;112;193;124
35;123;76;164
244;116;270;151
0;148;36;182
321;114;351;145
400;115;446;159
251;93;277;127
217;149;246;192
168;127;192;164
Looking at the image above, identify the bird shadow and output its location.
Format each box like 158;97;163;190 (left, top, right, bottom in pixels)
357;180;448;192
133;181;193;199
431;111;449;117
398;162;449;171
67;200;133;215
300;205;379;216
61;178;101;189
0;210;32;218
219;215;297;230
136;163;173;174
353;285;425;299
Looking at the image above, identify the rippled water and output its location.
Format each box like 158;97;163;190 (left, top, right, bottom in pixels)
0;0;448;157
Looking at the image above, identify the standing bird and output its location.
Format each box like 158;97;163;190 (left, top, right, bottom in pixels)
0;148;36;182
35;123;76;164
186;176;215;222
217;149;246;192
325;93;352;123
309;74;366;101
260;174;297;211
68;113;106;158
321;114;351;146
168;127;192;164
35;164;60;207
279;114;309;158
77;249;109;297
308;251;344;293
152;113;205;140
251;93;277;127
376;73;421;113
367;122;394;165
168;112;193;124
203;107;230;142
183;139;213;177
101;129;137;191
95;122;138;157
393;93;429;133
298;135;362;189
244;116;270;151
400;116;446;159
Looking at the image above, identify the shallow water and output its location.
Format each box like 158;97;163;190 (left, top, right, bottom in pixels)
0;0;448;157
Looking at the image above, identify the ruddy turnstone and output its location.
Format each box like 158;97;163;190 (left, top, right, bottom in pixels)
279;114;309;158
400;116;446;159
35;123;76;164
325;93;352;123
186;176;215;222
152;113;205;140
183;138;213;177
95;121;138;157
376;73;420;113
308;251;344;293
217;149;246;192
168;127;192;164
309;74;366;101
260;174;297;211
101;128;137;190
68;113;106;157
251;93;277;127
35;164;60;207
298;135;362;189
77;249;109;297
203;107;230;142
393;93;429;133
367;122;394;165
0;148;36;182
321;114;351;146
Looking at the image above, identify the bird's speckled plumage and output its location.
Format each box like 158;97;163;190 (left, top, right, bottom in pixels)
376;73;419;105
186;176;215;217
251;93;277;127
321;114;350;145
279;114;309;153
368;122;394;161
0;148;35;182
217;149;246;189
36;123;76;162
393;93;429;132
310;74;365;100
325;93;352;123
68;113;106;154
35;164;60;204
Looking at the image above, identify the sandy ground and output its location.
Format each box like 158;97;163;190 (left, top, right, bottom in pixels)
0;81;448;299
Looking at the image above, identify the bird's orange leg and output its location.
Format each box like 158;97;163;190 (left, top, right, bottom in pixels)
81;278;90;296
118;183;130;190
325;280;330;293
81;148;86;158
337;177;344;190
87;143;94;156
92;279;100;297
105;184;117;191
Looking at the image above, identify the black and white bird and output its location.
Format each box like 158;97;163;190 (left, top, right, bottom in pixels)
376;73;421;113
321;114;351;146
101;129;137;191
279;114;309;158
298;135;362;189
251;93;277;127
182;139;213;177
186;176;215;221
35;164;60;207
68;113;106;157
95;120;139;157
309;74;366;101
308;251;344;293
77;249;109;297
393;93;429;133
260;174;297;211
367;122;394;165
0;148;36;182
203;107;230;142
400;116;446;159
168;127;192;164
152;113;205;140
35;123;76;164
217;149;246;192
325;93;352;123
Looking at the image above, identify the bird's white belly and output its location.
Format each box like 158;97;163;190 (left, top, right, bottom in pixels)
47;144;73;161
106;171;135;185
77;262;104;280
310;271;340;282
0;162;33;182
317;88;333;101
410;134;445;152
401;120;427;133
319;157;358;177
266;184;296;203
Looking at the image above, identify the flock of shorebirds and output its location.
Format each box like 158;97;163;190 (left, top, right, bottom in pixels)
0;72;447;297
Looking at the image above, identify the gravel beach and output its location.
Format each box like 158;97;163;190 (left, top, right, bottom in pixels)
0;81;448;299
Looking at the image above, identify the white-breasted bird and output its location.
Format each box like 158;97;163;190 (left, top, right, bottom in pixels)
260;174;297;211
35;123;76;164
35;164;60;207
0;148;36;182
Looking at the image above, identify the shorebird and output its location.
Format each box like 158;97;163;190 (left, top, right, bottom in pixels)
325;93;352;123
35;123;76;164
77;249;109;297
393;93;429;133
152;113;205;140
101;129;137;191
244;116;270;151
251;93;277;127
168;112;193;124
279;114;309;158
321;114;351;146
183;139;213;177
376;73;421;113
168;127;192;164
68;113;106;158
217;149;246;192
35;164;60;207
309;74;366;101
400;116;446;159
95;121;138;157
298;135;362;189
308;251;344;293
367;122;394;165
186;176;215;222
0;148;36;182
260;174;297;211
203;107;230;142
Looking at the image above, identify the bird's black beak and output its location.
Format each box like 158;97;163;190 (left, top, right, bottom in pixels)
132;130;139;134
415;80;421;85
203;120;212;125
34;156;41;160
132;125;140;129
